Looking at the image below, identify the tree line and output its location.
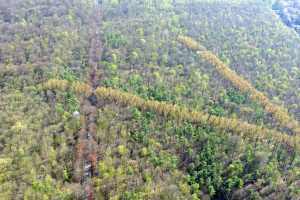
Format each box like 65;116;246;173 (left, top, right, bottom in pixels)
178;35;300;135
94;86;300;151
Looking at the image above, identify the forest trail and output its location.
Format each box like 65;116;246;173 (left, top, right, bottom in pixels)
74;4;103;200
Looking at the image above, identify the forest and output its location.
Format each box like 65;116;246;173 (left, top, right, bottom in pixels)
0;0;299;200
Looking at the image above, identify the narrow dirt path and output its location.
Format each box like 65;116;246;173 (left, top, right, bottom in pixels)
73;4;103;200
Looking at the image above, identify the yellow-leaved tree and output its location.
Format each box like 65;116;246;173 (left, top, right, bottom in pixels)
178;35;300;135
95;87;300;151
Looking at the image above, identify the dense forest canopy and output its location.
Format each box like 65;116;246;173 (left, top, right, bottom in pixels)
273;0;300;33
0;0;299;200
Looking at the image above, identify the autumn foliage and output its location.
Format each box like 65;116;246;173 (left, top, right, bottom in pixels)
43;79;69;91
178;36;300;135
72;82;93;97
43;79;93;97
95;87;300;150
178;35;202;51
